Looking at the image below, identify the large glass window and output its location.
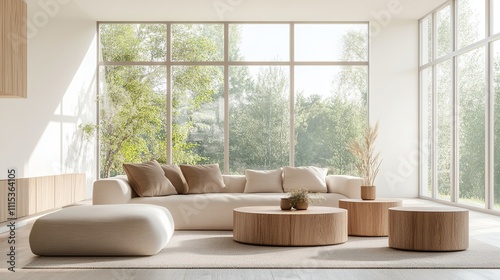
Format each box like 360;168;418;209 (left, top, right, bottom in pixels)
294;66;367;174
172;66;224;167
420;16;432;65
97;22;368;176
494;40;500;210
436;6;452;58
99;23;167;62
457;0;485;50
420;68;433;197
420;1;497;212
172;24;224;62
98;65;167;177
436;60;453;200
229;24;289;61
457;47;486;207
229;66;290;172
295;24;368;61
494;0;500;35
98;23;168;177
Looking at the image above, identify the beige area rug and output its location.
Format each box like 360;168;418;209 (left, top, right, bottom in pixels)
25;231;500;269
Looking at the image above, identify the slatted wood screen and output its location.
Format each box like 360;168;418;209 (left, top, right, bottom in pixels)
0;0;27;98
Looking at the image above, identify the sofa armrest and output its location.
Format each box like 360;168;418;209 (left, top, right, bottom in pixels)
92;176;133;205
326;175;362;199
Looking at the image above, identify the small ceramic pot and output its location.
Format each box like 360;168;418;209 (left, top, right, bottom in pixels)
294;201;309;210
280;198;292;210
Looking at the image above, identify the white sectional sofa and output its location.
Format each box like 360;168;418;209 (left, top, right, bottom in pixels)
93;174;363;230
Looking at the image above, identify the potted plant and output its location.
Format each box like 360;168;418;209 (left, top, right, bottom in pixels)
284;188;325;210
349;121;382;200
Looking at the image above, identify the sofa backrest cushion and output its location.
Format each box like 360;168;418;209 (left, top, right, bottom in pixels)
180;164;226;194
161;164;189;194
282;166;328;193
221;175;246;193
244;168;284;193
123;160;178;197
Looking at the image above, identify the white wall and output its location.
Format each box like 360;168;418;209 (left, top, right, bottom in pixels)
0;0;97;198
370;20;419;198
0;0;421;198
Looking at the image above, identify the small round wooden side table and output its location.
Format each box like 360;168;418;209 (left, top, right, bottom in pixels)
388;207;469;251
233;206;347;246
339;198;402;236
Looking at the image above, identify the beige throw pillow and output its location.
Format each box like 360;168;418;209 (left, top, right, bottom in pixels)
244;168;283;193
161;164;189;194
180;164;226;194
123;160;177;197
283;166;328;193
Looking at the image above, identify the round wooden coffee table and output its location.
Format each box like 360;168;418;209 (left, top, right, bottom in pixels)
233;206;347;246
388;207;469;251
339;198;402;236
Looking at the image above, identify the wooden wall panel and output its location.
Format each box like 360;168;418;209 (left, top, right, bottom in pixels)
35;176;55;213
54;175;72;208
16;178;36;217
73;173;87;202
0;181;8;222
0;0;27;98
0;173;86;222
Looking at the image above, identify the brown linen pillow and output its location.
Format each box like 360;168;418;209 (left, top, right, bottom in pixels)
161;164;189;194
180;164;226;194
123;160;177;197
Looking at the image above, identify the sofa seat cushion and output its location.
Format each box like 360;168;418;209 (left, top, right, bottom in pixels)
129;193;346;230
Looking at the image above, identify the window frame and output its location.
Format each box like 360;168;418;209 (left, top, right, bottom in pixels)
419;0;500;213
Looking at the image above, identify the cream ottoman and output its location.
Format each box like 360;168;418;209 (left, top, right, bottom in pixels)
29;204;174;256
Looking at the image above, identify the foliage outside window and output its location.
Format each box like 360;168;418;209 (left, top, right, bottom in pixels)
97;22;368;178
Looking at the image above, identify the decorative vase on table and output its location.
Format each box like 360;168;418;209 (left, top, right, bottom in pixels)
280;198;292;210
294;201;309;210
349;121;382;202
361;186;376;200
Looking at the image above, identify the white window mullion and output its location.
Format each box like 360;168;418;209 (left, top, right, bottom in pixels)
166;23;173;164
451;0;459;203
432;11;439;200
289;23;295;167
96;23;102;178
486;41;494;210
432;64;439;200
224;23;230;174
486;0;495;209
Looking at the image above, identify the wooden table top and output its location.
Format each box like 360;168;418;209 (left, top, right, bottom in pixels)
389;206;468;212
233;206;345;215
339;198;403;204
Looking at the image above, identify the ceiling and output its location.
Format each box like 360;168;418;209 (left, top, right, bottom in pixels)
26;0;448;21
